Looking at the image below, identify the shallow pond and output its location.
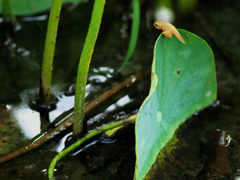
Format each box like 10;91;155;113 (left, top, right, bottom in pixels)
0;0;240;179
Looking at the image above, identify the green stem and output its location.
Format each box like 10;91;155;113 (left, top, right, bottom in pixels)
48;116;136;180
118;0;140;72
40;0;63;105
6;0;16;25
73;0;106;138
2;0;16;25
1;0;7;20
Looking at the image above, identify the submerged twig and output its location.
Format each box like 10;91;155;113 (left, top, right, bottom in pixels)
0;70;149;164
48;114;137;180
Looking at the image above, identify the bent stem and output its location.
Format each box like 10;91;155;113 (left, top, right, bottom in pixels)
40;0;63;105
48;115;136;180
118;0;140;72
73;0;106;138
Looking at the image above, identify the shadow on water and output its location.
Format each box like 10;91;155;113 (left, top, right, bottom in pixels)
1;0;240;179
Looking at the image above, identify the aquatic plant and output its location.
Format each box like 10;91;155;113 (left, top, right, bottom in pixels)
118;0;140;72
0;1;217;179
0;0;84;15
73;0;106;138
1;0;16;25
135;29;216;179
40;0;63;106
0;71;147;164
47;29;217;179
48;115;136;179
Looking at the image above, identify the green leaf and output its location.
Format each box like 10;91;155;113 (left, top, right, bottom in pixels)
135;29;217;179
0;0;84;16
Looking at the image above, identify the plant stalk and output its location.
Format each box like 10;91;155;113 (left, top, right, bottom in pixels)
2;0;16;25
48;115;136;179
73;0;106;138
118;0;140;71
40;0;63;105
0;70;149;165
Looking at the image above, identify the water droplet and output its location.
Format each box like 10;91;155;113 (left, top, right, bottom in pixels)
157;111;162;122
205;90;211;97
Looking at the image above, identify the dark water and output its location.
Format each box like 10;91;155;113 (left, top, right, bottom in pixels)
0;0;240;179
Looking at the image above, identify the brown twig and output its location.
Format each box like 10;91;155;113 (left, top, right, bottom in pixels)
0;70;149;164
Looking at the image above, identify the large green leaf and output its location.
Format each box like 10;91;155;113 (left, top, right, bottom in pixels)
135;30;217;179
0;0;84;16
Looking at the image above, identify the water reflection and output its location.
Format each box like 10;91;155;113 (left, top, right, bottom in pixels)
72;138;117;156
21;15;48;22
12;104;41;139
235;169;240;180
49;94;74;123
88;75;107;83
11;87;75;139
9;66;116;140
88;95;133;126
106;95;132;112
54;133;72;153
